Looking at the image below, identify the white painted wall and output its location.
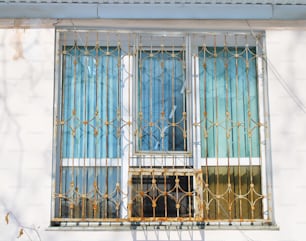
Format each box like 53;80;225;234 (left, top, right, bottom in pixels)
265;30;306;240
0;28;306;241
0;29;54;240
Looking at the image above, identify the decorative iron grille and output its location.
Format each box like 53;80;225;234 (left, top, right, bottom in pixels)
52;29;273;226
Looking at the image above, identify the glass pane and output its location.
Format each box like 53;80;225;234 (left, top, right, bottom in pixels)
202;166;263;221
131;173;193;219
60;167;121;219
138;49;186;152
61;46;121;158
199;47;260;158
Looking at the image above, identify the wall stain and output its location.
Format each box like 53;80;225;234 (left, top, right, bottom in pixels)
12;29;24;60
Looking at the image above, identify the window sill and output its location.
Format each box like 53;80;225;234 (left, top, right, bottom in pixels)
46;221;279;231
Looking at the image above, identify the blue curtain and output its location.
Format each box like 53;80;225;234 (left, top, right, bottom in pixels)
199;47;260;158
61;46;120;159
138;51;185;151
58;45;121;219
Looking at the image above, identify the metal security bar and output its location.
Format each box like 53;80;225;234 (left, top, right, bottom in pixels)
52;29;273;226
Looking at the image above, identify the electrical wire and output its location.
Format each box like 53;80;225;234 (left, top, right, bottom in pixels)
246;20;306;114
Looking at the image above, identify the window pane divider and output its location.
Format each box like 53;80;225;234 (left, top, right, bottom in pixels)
61;158;122;167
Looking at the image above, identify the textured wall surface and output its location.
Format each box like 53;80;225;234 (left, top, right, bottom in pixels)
0;29;54;240
265;30;306;241
0;27;306;241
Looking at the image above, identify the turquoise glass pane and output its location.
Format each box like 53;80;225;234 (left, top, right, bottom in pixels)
199;47;259;158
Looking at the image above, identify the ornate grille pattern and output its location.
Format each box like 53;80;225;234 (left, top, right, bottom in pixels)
130;169;194;220
200;166;263;221
137;39;187;152
52;29;272;225
194;34;266;222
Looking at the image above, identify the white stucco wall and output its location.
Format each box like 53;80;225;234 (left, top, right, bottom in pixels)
0;28;54;241
0;27;306;241
265;30;306;240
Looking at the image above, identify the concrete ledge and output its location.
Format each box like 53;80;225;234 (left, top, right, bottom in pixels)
46;221;279;231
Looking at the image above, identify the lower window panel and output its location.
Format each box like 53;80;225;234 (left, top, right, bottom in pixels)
53;166;264;223
202;165;263;221
131;171;194;220
56;167;121;219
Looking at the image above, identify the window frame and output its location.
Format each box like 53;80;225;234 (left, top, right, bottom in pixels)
133;34;192;155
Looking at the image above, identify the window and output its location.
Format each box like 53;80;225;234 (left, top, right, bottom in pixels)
52;29;273;226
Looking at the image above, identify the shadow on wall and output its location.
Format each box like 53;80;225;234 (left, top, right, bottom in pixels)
131;228;205;241
0;30;24;196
